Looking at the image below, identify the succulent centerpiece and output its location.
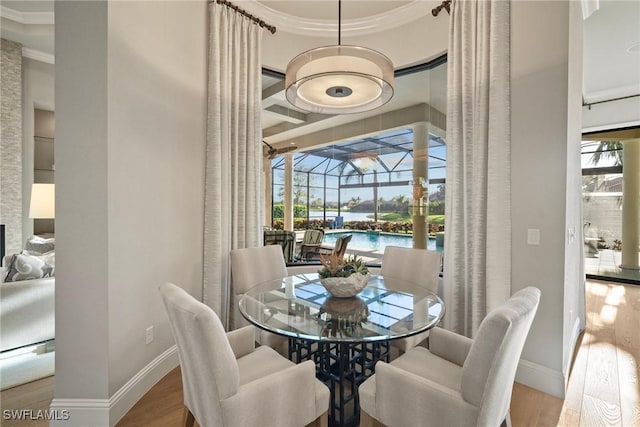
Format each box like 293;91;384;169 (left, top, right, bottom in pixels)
318;252;370;298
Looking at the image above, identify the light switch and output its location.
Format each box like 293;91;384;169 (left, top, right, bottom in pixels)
527;229;540;245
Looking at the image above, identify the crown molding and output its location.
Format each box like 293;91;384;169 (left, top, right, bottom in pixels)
1;6;54;25
240;0;429;37
22;47;55;64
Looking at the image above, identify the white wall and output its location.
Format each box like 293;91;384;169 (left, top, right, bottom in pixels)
511;0;584;397
106;0;207;396
563;1;586;381
22;58;55;241
53;1;207;424
55;1;110;404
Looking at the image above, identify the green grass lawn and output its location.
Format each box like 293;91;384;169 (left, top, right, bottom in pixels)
375;212;411;221
428;215;445;224
364;212;445;224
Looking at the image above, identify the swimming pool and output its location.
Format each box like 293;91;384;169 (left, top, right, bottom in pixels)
323;231;440;253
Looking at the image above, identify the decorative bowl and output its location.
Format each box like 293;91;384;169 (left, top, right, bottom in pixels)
319;272;370;298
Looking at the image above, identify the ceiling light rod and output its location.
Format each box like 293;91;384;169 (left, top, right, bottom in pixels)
284;0;395;114
338;0;342;45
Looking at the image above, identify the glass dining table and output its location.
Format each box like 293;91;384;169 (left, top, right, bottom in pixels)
239;273;445;427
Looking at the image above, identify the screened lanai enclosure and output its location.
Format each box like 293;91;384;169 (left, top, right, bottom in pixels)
270;128;446;228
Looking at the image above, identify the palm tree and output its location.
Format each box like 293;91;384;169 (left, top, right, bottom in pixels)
346;196;361;209
585;141;623;208
590;141;623;166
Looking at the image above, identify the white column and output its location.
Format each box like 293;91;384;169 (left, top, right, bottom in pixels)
621;138;640;270
284;153;294;231
263;156;272;228
412;122;429;249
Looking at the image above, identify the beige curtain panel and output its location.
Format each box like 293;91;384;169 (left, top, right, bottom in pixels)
444;0;512;337
203;1;264;327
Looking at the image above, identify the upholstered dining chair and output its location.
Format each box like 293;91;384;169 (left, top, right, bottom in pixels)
381;246;442;353
359;287;541;427
230;245;288;352
159;282;329;427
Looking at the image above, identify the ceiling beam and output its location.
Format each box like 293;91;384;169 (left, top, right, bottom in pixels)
262;111;333;138
264;105;306;124
262;80;285;99
274;103;443;150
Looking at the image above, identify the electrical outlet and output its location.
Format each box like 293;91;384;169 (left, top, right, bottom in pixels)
527;228;540;245
146;325;154;345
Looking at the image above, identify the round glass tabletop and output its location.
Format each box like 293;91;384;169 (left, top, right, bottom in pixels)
239;273;445;343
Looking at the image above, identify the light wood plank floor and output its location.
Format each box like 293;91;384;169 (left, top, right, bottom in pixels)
558;280;640;426
2;279;637;427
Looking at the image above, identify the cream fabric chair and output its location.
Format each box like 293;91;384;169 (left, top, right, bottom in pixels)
359;287;541;427
230;245;288;351
380;246;442;353
159;282;329;427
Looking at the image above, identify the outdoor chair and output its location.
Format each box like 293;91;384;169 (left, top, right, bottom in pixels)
298;229;325;261
359;287;541;427
263;229;296;263
317;234;352;259
159;282;329;427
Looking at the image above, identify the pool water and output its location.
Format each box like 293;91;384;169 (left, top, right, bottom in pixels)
323;231;440;253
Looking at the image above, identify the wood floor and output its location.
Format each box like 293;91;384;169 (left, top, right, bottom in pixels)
558;280;640;426
1;279;637;427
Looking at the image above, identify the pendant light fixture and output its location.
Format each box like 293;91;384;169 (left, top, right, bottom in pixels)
285;0;394;114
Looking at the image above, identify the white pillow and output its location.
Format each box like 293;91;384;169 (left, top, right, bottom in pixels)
4;252;54;282
24;235;55;254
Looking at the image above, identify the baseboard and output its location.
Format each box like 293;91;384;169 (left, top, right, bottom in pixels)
563;316;583;383
49;346;179;427
49;399;110;426
109;345;179;425
515;358;566;398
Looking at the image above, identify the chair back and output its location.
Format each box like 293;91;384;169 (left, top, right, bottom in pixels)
460;287;541;425
303;229;324;245
333;234;352;259
159;282;239;426
380;246;441;293
230;245;287;329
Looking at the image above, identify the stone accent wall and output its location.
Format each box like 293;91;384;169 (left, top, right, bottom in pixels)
1;38;23;256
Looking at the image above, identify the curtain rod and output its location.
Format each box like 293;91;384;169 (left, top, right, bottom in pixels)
432;0;451;16
584;94;640;109
211;0;277;34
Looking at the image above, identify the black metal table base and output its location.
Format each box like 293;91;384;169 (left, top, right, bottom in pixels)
289;338;390;427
